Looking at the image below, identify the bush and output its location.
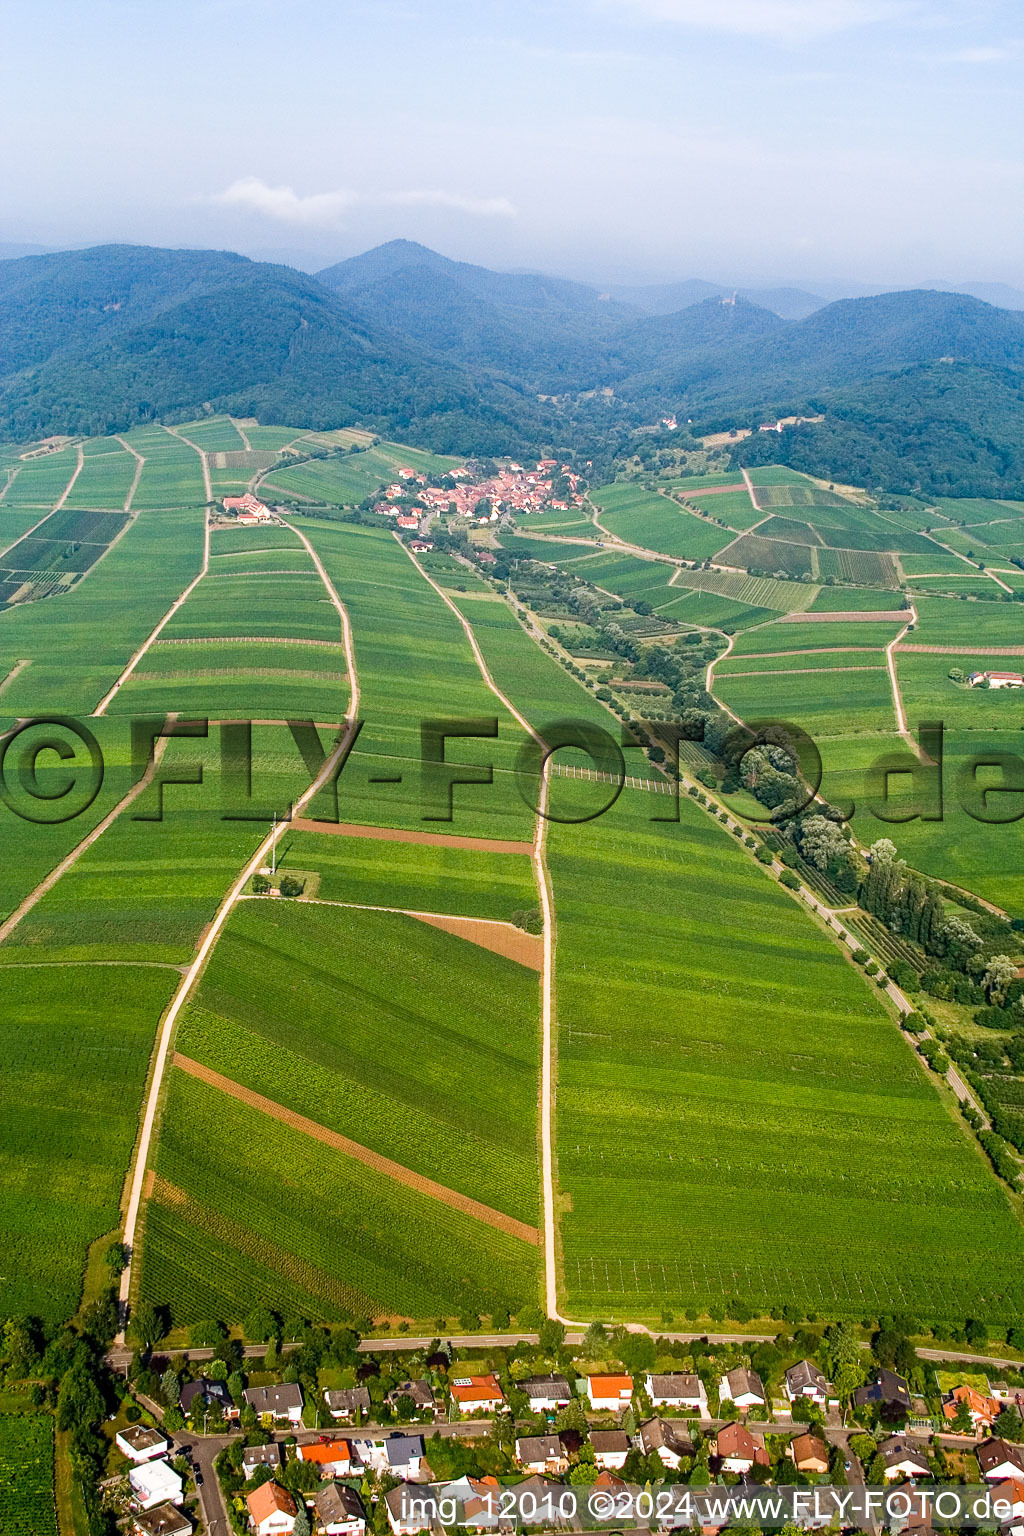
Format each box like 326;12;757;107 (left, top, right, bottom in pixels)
278;875;305;898
852;947;869;965
779;870;800;891
252;874;270;895
865;960;879;976
511;909;543;934
755;846;774;865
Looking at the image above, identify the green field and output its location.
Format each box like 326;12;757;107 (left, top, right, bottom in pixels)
718;532;815;579
684;490;764;528
729;618;905;655
716;664;897;734
0;1415;58;1536
140;1068;537;1325
67;446;138;509
1;448;79;509
261;440;460;506
716;648;888;676
808;586;904;611
665;567;819;613
277;828;536;919
174;899;540;1223
590;484;732;560
550;787;1024;1321
0;965;176;1322
121;427;207;508
899;552;975;577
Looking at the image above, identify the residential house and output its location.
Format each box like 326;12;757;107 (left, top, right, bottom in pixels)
518;1374;572;1411
586;1374;633;1412
994;1474;1024;1536
979;1440;1024;1482
324;1387;371;1421
396;515;419;530
315;1484;367;1536
853;1371;912;1413
450;1374;504;1414
297;1439;353;1478
384;1434;425;1479
440;1477;511;1534
179;1377;237;1420
789;1433;830;1474
885;1484;934;1536
132;1507;191;1536
879;1437;931;1482
409;540;433;553
387;1380;435;1415
130;1460;185;1511
116;1425;169;1463
514;1434;568;1474
638;1417;694;1470
718;1367;766;1411
784;1361;829;1406
242;1444;283;1478
991;1480;1024;1528
711;1422;768;1475
244;1383;304;1425
384;1485;439;1535
246;1480;297;1535
644;1373;708;1415
590;1430;630;1470
503;1476;564;1527
943;1383;1001;1432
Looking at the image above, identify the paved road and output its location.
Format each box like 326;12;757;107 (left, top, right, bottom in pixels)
168;1429;232;1536
111;1329;1024;1374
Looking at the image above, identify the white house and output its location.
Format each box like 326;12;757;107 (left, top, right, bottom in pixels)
712;1422;768;1475
297;1439;353;1477
129;1460;184;1511
519;1375;572;1411
315;1483;367;1536
116;1425;169;1463
243;1383;304;1425
515;1434;567;1474
784;1360;829;1406
880;1438;931;1482
979;1441;1024;1483
644;1373;708;1414
718;1367;766;1410
586;1374;633;1412
638;1418;694;1470
385;1486;439;1535
247;1480;297;1535
590;1431;630;1470
970;671;1024;689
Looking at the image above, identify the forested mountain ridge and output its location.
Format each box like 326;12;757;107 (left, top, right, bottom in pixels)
4;241;1024;495
0;244;549;452
317;238;636;390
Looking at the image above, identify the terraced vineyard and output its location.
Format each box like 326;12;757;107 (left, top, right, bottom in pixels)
3;423;1024;1344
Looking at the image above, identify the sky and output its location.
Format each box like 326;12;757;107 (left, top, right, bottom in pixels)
1;0;1022;288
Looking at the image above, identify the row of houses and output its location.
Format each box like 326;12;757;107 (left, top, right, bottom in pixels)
322;1365;827;1424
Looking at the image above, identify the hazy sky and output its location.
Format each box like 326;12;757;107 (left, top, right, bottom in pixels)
2;0;1022;285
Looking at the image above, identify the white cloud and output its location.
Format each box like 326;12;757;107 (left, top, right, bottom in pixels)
215;177;515;225
595;0;914;40
936;43;1013;62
